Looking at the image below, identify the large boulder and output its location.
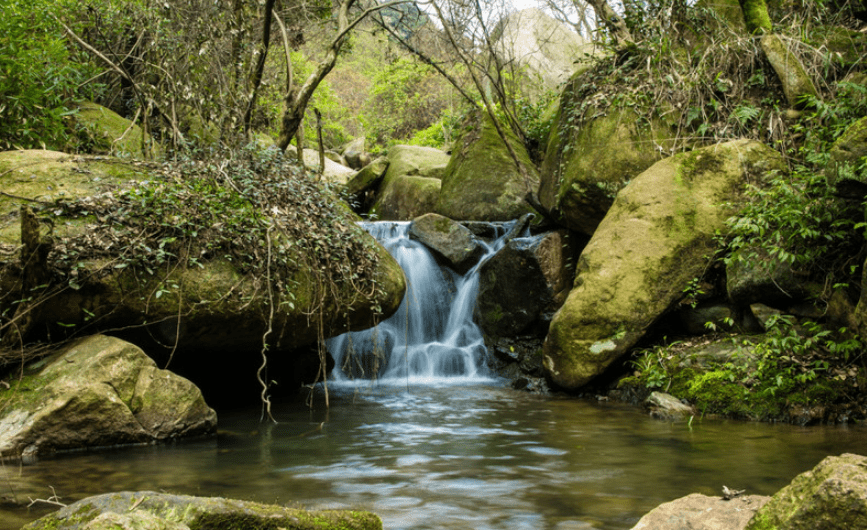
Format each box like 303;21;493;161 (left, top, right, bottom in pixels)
476;229;580;337
70;101;160;158
745;453;867;530
23;491;381;530
370;145;450;220
436;110;539;221
543;140;785;390
0;335;216;457
408;213;485;274
826;116;867;198
539;81;675;236
631;493;770;530
286;145;356;185
0;150;406;358
491;9;600;99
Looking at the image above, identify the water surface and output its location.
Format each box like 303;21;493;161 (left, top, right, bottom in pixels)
4;383;867;530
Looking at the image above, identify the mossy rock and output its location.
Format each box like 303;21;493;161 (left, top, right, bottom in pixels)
0;150;406;357
369;145;449;220
543;140;784;390
539;84;675;236
0;335;216;457
826;116;867;198
745;453;867;530
435;110;539;222
23;491;382;530
760;34;819;109
70;101;161;158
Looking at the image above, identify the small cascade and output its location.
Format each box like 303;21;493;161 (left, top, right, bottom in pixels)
326;221;515;386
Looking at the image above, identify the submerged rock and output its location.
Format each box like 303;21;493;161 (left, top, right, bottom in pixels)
631;493;770;530
23;491;382;530
745;453;867;530
543;140;785;390
0;335;215;458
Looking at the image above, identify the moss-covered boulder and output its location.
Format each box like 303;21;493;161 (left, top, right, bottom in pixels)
347;156;389;197
70;101;160;158
370;145;449;220
408;213;485;274
826;116;867;198
435;110;539;221
23;491;382;530
0;150;406;359
286;145;356;185
0;335;215;457
543;140;784;390
539;81;674;236
745;453;867;530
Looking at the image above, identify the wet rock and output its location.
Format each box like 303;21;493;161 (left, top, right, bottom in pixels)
0;335;216;458
543;140;785;390
644;391;696;421
476;229;580;337
408;213;484;274
745;453;867;530
631;493;770;530
23;491;382;530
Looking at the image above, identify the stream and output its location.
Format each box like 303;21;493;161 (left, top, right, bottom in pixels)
5;221;867;529
5;385;867;530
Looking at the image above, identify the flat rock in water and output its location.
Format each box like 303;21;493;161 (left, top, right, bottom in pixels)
23;491;382;530
631;493;770;530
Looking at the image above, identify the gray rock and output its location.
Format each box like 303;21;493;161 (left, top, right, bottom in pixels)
644;391;696;421
23;491;382;530
476;229;579;337
0;335;216;457
408;213;484;274
631;493;769;530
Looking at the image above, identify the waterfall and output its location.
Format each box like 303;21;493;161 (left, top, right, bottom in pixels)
326;221;512;386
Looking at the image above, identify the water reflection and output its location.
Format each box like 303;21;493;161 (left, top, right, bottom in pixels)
4;384;867;530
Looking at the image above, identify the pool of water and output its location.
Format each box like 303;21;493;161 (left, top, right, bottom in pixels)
4;382;867;530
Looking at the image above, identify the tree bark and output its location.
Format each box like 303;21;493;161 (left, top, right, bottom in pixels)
585;0;634;51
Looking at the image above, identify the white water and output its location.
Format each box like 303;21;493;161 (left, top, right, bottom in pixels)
326;221;513;387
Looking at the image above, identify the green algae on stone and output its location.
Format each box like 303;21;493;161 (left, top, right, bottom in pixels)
71;101;160;158
24;491;383;530
745;453;867;530
435;110;539;221
543;140;785;390
538;85;674;236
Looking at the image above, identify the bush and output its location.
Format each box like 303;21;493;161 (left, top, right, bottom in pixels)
0;0;95;149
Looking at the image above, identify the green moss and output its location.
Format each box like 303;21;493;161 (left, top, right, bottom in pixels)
738;0;772;34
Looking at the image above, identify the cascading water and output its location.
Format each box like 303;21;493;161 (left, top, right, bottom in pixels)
326;221;513;386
